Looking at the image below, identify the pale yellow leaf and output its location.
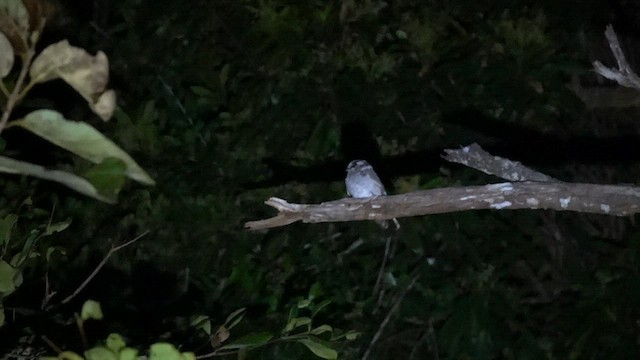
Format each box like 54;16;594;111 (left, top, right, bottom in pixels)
29;40;115;119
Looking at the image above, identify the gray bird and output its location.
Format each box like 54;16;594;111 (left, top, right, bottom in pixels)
345;160;400;229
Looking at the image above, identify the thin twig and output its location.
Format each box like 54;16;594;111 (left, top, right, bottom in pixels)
408;330;429;360
0;48;35;134
362;271;421;360
428;318;440;360
0;80;9;98
41;272;56;309
0;23;44;134
51;230;148;308
373;236;392;295
157;75;195;126
41;335;63;354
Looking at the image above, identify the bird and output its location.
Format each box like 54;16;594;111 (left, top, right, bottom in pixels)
345;160;400;229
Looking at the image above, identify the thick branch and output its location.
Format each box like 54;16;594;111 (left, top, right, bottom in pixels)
245;182;640;230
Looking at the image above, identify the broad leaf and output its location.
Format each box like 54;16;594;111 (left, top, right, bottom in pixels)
9;110;155;185
0;260;17;293
297;338;337;359
0;31;13;77
224;307;246;329
43;218;72;236
82;157;127;199
149;343;181;360
218;331;273;350
0;155;114;203
119;348;138;360
0;214;17;246
106;333;126;352
81;299;103;320
29;40;116;120
0;0;29;55
85;347;116;360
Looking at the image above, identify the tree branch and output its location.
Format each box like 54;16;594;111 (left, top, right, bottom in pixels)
245;182;640;230
442;143;557;182
593;25;640;90
246;143;639;230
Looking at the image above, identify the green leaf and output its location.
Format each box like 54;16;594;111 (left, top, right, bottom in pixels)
119;348;138;360
149;343;181;360
180;352;196;360
85;347;117;360
46;246;66;262
297;338;337;359
0;214;17;247
344;331;360;340
190;315;211;335
0;260;17;293
311;300;331;318
223;307;246;329
106;333;126;352
8;110;155;185
82;157;127;200
81;299;104;320
59;351;85;360
0;307;5;328
0;155;114;203
12;228;39;268
44;218;72;236
218;331;273;350
294;317;312;328
310;325;333;336
0;31;13;78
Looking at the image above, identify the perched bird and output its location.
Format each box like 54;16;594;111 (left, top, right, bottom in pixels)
345;160;400;229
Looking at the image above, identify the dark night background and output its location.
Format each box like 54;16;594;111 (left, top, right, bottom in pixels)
2;0;640;359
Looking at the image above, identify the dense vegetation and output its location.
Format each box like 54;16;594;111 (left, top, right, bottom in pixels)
2;0;640;358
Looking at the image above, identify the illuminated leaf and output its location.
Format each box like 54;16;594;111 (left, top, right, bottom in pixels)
310;325;333;336
81;299;103;320
85;347;116;360
92;89;116;121
106;334;126;352
0;155;114;203
0;31;13;77
58;351;84;360
149;343;181;360
180;352;195;360
190;315;211;335
29;40;116;120
82;157;127;200
119;348;138;360
9;110;155;185
0;0;29;55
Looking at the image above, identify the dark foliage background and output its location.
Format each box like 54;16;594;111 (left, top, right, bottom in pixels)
2;0;640;358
